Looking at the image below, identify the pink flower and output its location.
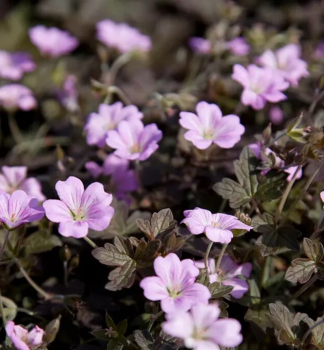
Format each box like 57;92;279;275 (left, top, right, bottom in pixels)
85;102;143;147
0;166;45;202
0;51;35;81
284;165;303;182
140;253;211;313
179;102;245;150
189;37;211;54
226;37;250;56
85;154;137;200
162;303;243;350
96;20;152;53
321;192;324;206
0;191;44;230
43;176;114;238
182;208;252;244
106;120;162;161
6;321;44;350
258;44;309;87
29;26;78;58
315;40;324;59
269;106;284;125
58;75;79;112
0;84;37;111
195;256;252;299
232;64;289;110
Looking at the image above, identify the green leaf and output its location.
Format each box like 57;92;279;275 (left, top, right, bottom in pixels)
303;238;324;263
134;330;154;350
107;339;119;350
24;230;62;255
249;279;261;305
209;282;233;299
268;304;295;340
117;319;127;336
105;259;136;291
105;313;117;330
285;258;317;284
135;240;161;269
255;170;288;202
213;178;250;208
91;329;111;341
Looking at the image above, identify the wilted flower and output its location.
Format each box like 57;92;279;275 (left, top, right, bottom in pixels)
0;51;35;81
140;253;211;313
0;191;44;230
179;101;245;150
232;64;289;110
106;120;162;161
269;106;284;125
96;20;152;53
6;321;44;350
43;176;114;238
195;256;252;299
189;37;211;54
226;37;250;56
29;26;78;57
0;84;37;111
0;166;45;202
85;102;143;147
258;44;309;87
162;303;243;350
182;208;252;244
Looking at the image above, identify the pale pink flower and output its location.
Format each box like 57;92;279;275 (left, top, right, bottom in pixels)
0;191;44;230
179;101;245;150
0;51;35;81
43;176;114;238
226;37;250;56
195;256;252;299
162;303;243;350
0;84;37;111
315;40;324;59
85;102;143;148
320;192;324;206
140;253;211;313
284;165;303;182
189;37;211;54
0;166;45;202
29;26;78;57
269;106;284;125
182;208;252;244
6;321;44;350
58;75;79;112
96;20;152;53
232;64;289;110
258;44;309;87
106;120;162;161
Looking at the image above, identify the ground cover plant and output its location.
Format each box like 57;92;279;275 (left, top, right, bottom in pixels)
1;0;324;349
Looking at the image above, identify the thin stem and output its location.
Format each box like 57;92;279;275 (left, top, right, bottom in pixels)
107;86;132;105
0;289;6;326
147;310;164;332
8;114;23;144
0;230;10;261
83;236;98;249
275;165;302;223
109;52;134;85
301;317;324;346
14;258;53;300
292;275;318;300
204;242;213;272
268;131;286;148
63;261;69;287
215;244;228;273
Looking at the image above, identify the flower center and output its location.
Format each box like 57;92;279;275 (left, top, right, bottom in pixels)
211;221;220;228
192;328;207;341
203;129;215;140
167;285;182;298
72;208;85;221
130;144;141;153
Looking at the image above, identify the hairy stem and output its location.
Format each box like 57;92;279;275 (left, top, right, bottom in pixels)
0;230;10;261
204;242;213;272
215;244;228;273
83;236;98;249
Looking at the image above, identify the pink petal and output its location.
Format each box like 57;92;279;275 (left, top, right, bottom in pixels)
43;199;71;223
209;319;242;347
58;220;89;238
205;226;233;244
55;176;84;211
140;276;168;300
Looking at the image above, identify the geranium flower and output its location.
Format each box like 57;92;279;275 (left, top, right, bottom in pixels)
269;106;284;125
258;44;309;87
195;256;252;299
0;84;36;111
182;208;252;244
85;102;143;147
43;176;114;238
140;253;211;313
232;64;289;110
0;51;35;81
106;120;162;161
189;37;211;54
6;321;44;350
321;192;324;206
58;75;79;113
0;191;44;230
226;37;250;56
179;102;245;150
29;26;78;57
162;303;243;350
0;166;45;202
96;20;152;53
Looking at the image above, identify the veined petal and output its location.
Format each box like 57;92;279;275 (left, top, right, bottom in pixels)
43;199;72;223
55;176;84;212
58;221;89;238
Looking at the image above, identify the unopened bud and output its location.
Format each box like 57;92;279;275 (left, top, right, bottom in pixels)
59;245;72;262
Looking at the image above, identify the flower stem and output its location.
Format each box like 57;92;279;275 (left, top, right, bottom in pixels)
0;289;6;326
147;310;164;332
8;113;23;144
106;86;131;105
83;236;98;249
275;165;302;223
14;258;53;300
215;244;228;273
204;242;213;272
0;230;10;261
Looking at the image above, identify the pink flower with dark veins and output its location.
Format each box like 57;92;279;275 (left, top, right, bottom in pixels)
6;321;44;350
29;26;78;57
140;253;211;313
0;84;37;111
195;256;252;299
43;176;114;238
232;64;289;110
0;166;45;202
182;207;252;244
179;102;245;150
162;303;243;350
0;51;35;81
